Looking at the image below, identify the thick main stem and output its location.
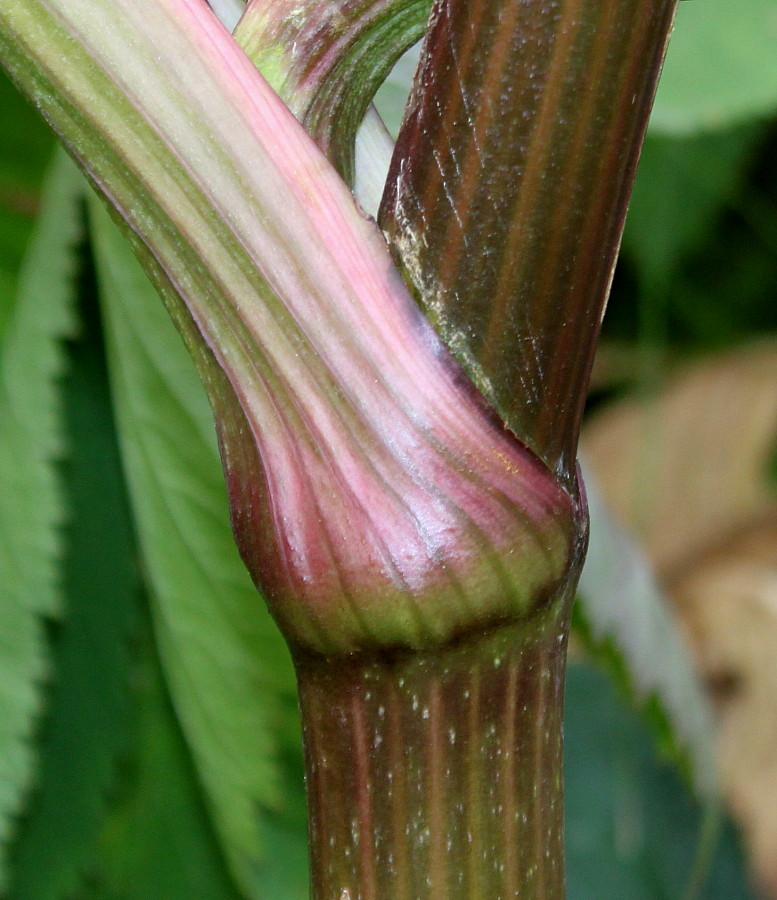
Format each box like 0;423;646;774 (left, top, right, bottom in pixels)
380;0;679;480
294;601;572;900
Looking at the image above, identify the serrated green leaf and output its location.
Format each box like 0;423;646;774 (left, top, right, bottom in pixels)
652;0;777;133
575;461;717;799
88;198;307;898
7;272;140;900
82;628;245;900
0;148;83;886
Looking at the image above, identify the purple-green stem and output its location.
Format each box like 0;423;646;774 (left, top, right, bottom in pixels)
381;0;680;480
297;604;573;900
0;0;678;895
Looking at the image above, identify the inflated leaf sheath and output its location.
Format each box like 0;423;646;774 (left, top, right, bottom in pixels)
0;0;583;654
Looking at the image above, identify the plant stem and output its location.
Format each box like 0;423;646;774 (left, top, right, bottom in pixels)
294;597;573;899
380;0;679;480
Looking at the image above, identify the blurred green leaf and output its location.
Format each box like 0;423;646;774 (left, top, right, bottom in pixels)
7;263;140;900
565;662;755;900
671;136;777;345
575;462;718;799
605;127;777;351
81;628;245;900
0;75;56;198
0;70;56;338
652;0;777;133
0;149;82;887
624;126;763;292
88;199;307;898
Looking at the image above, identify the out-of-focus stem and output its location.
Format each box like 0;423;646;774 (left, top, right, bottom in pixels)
296;598;573;900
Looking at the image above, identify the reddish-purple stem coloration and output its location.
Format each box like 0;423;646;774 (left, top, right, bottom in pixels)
381;0;679;480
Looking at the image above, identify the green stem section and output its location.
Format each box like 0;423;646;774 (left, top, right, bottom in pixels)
295;603;572;900
235;0;429;185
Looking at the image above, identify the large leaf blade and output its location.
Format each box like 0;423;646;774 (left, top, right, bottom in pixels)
0;149;82;885
565;662;753;900
8;267;140;900
83;627;247;900
89;198;306;898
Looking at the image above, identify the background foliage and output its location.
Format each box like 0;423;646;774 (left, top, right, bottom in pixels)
0;2;776;897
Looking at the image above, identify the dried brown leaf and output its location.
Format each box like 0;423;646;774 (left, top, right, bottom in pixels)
672;521;777;897
583;341;777;895
583;342;777;575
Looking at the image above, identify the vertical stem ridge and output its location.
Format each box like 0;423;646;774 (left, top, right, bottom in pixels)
295;607;571;899
352;692;378;900
386;678;410;900
467;664;482;896
503;654;519;898
428;675;446;895
534;658;550;895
